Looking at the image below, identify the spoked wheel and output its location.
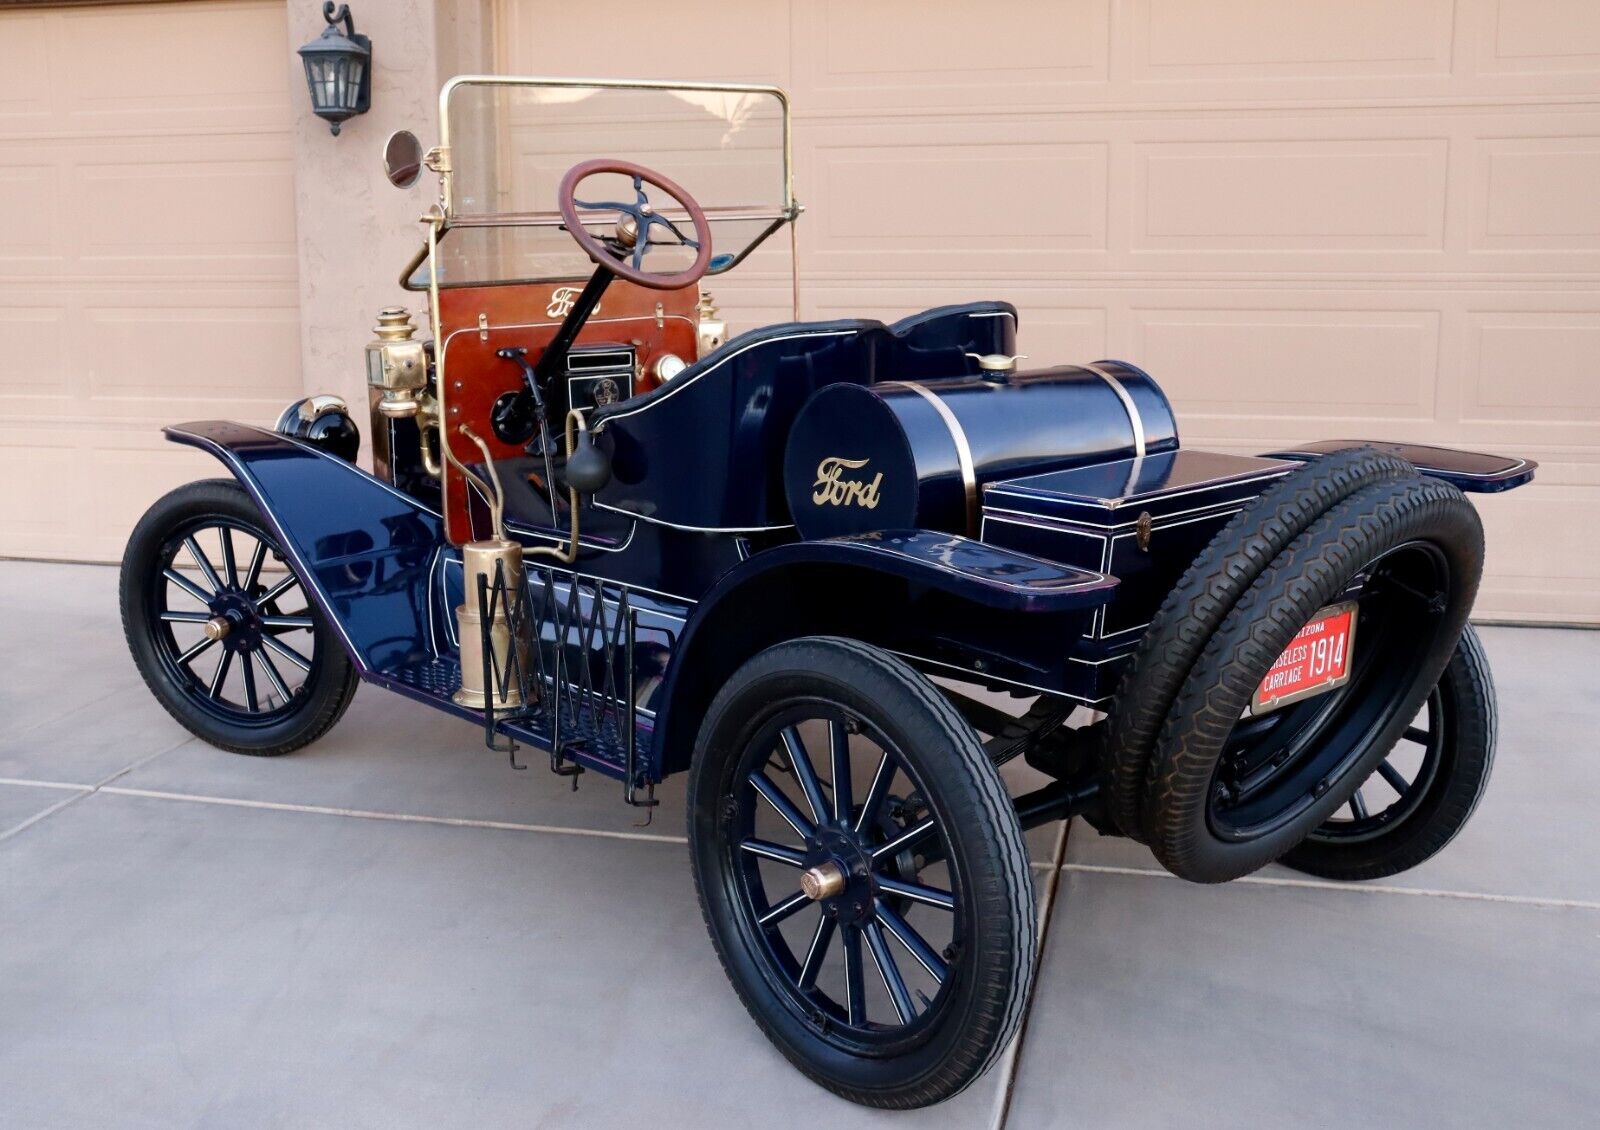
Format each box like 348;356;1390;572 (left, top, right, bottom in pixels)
689;637;1035;1108
121;479;357;754
1281;624;1496;881
1141;477;1485;883
1203;540;1454;845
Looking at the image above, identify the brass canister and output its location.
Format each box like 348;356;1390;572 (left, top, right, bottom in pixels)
453;538;532;709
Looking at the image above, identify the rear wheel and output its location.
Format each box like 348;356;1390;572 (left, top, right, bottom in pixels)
1280;625;1495;881
120;479;357;755
687;637;1035;1108
1141;477;1484;883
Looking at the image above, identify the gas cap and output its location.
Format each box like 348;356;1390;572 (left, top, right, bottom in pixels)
967;352;1024;380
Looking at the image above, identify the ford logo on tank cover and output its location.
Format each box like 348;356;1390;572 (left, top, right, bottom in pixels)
812;456;883;509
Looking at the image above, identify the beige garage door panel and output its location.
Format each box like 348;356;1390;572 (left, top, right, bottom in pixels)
505;0;1600;622
0;1;299;563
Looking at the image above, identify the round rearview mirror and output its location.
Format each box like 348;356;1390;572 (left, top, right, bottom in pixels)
383;130;424;189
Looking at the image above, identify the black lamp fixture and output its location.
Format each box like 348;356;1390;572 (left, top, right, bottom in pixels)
297;2;372;136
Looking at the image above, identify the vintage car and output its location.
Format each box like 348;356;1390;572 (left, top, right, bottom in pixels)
120;77;1533;1107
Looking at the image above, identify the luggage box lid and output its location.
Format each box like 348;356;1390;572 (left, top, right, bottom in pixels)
983;450;1294;527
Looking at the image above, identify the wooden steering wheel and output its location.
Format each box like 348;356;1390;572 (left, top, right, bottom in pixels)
557;158;714;291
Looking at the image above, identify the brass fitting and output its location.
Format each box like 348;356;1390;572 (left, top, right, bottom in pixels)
695;290;726;359
366;306;429;418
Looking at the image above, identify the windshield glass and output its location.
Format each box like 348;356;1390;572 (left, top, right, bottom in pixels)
422;77;792;287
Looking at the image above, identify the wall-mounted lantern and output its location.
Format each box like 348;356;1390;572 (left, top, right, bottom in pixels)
297;2;372;136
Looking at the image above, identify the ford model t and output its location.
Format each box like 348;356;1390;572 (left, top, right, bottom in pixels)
120;77;1533;1107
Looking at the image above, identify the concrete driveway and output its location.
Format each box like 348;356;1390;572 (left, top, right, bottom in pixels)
2;560;1596;1129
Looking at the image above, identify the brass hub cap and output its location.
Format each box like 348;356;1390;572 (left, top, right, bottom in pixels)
799;861;846;901
203;616;232;642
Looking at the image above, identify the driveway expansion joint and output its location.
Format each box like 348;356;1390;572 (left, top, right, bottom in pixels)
1062;862;1600;913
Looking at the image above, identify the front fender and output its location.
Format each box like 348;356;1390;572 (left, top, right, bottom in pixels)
166;421;444;676
649;530;1116;775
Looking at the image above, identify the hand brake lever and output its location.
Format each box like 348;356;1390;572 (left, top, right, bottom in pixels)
492;347;562;510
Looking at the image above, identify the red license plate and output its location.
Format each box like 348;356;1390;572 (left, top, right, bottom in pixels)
1252;601;1359;714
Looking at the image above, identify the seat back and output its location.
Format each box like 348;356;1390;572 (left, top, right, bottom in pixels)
883;301;1018;382
591;319;888;531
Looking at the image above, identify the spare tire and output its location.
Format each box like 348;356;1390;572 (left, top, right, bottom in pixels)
1101;447;1419;840
1141;477;1484;883
1279;623;1496;881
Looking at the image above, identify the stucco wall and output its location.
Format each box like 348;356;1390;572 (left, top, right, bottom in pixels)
287;0;492;467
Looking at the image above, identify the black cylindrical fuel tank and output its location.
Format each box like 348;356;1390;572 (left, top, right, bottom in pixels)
782;360;1176;539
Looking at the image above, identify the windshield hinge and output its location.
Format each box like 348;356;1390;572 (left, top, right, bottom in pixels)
424;146;452;174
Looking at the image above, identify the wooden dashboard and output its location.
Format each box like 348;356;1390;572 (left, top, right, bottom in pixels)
435;278;701;543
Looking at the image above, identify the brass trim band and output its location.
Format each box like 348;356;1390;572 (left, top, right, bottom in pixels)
888;381;979;538
1080;362;1146;460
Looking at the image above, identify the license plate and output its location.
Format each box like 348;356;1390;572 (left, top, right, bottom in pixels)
1252;601;1359;714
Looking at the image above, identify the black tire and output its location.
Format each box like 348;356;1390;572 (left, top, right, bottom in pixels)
1280;624;1495;881
687;637;1035;1108
1142;477;1484;883
1102;448;1419;840
120;478;358;755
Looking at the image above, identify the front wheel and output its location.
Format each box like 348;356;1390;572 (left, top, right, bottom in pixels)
120;479;358;755
687;637;1036;1109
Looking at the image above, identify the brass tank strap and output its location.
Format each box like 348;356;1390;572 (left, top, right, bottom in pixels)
1079;362;1147;460
884;381;979;538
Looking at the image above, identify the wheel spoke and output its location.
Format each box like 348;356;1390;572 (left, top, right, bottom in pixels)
183;536;224;593
1403;726;1430;745
875;902;948;984
842;925;866;1026
874;875;956;911
853;750;896;833
208;650;233;699
864;921;915;1024
1348;791;1369;820
260;615;314;631
829;719;852;826
1376;759;1409;794
871;817;937;863
780;725;829;827
796;913;836;992
163;568;213;604
739;838;808;868
750;770;816;841
241;652;260;711
260;634;312;673
757;889;812;929
159;610;213;624
257;648;293;705
258;573;299;607
173;635;217;668
218;527;238;587
243;539;267;594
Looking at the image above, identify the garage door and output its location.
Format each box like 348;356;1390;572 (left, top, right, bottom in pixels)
0;0;300;563
501;0;1600;624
